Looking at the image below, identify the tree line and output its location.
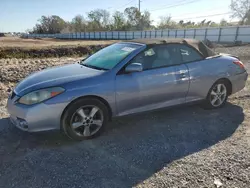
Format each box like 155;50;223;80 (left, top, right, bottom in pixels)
28;0;250;34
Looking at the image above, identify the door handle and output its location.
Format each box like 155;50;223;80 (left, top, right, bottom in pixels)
180;72;186;78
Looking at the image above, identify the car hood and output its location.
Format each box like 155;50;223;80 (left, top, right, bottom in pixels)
15;63;104;96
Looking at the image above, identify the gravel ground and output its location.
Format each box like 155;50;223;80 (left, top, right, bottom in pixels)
0;48;250;187
215;45;250;59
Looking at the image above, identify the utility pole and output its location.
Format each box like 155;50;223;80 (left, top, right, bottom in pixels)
139;0;141;12
138;0;142;30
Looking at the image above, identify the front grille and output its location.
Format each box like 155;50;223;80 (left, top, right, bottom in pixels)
10;91;16;99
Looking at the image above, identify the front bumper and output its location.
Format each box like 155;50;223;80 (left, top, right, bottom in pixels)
7;95;68;132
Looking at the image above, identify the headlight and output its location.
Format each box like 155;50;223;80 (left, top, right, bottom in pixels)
18;87;65;105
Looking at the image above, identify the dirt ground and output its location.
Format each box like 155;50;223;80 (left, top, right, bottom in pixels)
0;44;250;187
0;37;116;58
0;37;115;49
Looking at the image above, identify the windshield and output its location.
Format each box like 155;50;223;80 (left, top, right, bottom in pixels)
81;43;141;70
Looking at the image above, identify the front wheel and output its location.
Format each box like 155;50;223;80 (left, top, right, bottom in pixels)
202;80;228;109
62;98;109;141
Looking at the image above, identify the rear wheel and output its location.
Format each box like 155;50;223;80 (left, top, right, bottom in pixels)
62;98;109;141
202;80;229;109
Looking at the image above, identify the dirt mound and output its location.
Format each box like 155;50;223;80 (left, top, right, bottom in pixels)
0;45;106;58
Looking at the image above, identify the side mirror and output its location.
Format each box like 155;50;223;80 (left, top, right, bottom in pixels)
125;63;143;73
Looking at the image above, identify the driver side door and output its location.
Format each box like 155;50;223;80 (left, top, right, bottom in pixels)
115;44;190;116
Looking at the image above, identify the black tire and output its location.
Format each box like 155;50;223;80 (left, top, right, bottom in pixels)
61;98;109;141
202;80;229;109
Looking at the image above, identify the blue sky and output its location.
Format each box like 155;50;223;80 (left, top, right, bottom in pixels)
0;0;234;32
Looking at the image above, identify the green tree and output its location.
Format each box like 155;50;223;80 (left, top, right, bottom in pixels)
140;11;152;30
87;9;111;31
220;19;228;26
32;15;67;34
124;7;152;30
29;7;235;34
200;19;206;26
230;0;250;25
206;20;212;26
124;7;141;27
70;15;87;32
179;20;184;26
100;9;111;29
157;16;177;29
88;10;103;31
210;22;219;27
112;11;126;30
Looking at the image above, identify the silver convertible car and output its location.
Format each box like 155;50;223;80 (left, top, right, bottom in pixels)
7;39;248;140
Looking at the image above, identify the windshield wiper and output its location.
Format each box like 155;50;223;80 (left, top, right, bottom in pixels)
81;64;108;71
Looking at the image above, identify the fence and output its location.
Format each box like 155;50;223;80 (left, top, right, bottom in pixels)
24;25;250;43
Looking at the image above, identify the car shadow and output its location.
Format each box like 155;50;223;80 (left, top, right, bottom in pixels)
0;102;244;188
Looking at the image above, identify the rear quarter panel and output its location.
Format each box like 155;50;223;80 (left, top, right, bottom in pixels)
186;55;238;101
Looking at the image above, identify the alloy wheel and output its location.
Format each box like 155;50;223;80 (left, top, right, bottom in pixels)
210;83;227;107
70;105;104;137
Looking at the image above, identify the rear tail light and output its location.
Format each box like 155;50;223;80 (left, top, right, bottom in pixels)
233;60;245;69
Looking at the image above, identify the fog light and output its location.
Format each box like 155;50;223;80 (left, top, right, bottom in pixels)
17;118;28;129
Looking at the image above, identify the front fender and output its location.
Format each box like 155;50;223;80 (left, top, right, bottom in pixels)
44;80;117;116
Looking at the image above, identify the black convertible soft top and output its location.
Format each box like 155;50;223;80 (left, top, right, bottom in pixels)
128;38;216;58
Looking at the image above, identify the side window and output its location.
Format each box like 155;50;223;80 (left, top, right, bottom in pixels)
129;48;157;70
129;45;183;70
151;44;185;68
179;44;203;63
126;44;203;72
